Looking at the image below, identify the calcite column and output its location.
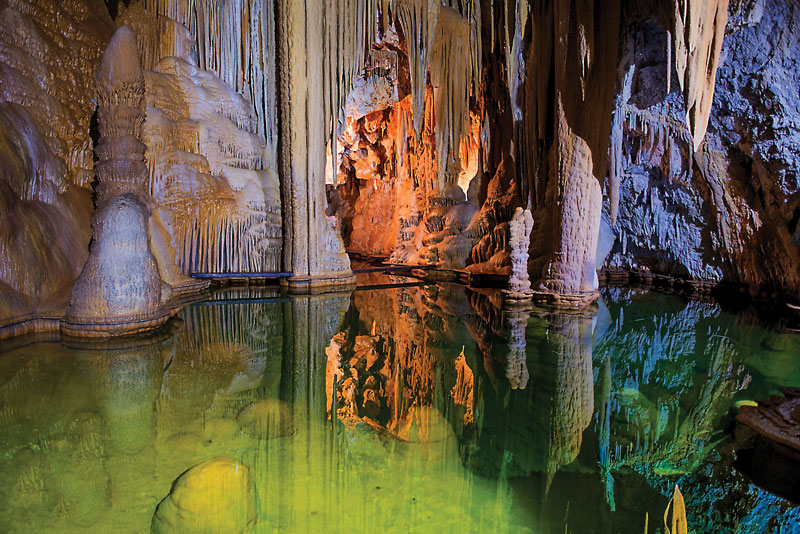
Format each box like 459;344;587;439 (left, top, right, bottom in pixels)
521;0;621;307
62;27;172;337
276;0;355;293
537;99;604;300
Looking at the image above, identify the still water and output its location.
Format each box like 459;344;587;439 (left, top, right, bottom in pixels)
1;276;799;533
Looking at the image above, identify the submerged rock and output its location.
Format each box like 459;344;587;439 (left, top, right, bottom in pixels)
737;387;800;455
151;458;256;534
397;405;455;444
237;398;294;439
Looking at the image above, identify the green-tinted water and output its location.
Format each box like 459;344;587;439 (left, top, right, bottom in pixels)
1;279;799;533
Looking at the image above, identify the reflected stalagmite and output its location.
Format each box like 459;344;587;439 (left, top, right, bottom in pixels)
504;306;530;390
528;310;595;486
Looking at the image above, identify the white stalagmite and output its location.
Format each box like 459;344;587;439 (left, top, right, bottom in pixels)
670;0;729;152
430;6;472;193
397;0;440;138
506;207;534;298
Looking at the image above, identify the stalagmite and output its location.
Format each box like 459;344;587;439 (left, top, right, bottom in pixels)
505;207;534;299
62;27;172;338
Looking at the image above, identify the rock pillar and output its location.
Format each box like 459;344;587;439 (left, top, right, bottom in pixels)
276;0;355;293
62;27;173;337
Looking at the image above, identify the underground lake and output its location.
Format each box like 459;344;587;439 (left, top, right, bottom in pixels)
1;275;798;533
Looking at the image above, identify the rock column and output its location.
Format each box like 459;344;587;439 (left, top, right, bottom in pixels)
62;27;172;337
276;0;355;293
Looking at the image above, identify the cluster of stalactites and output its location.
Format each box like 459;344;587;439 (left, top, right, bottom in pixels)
323;0;382;186
140;0;278;159
430;6;472;192
394;0;480;193
442;0;482;95
668;0;729;152
396;0;441;139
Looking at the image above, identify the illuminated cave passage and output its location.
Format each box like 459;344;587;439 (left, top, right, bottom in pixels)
2;0;800;532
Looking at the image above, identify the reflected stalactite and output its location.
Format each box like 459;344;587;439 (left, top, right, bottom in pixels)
451;346;475;424
597;355;615;511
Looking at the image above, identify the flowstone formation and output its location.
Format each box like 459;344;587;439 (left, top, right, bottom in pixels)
62;27;173;338
0;0;113;336
120;3;283;278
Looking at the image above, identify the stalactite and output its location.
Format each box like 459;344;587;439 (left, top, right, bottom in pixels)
504;0;529;121
322;0;380;186
397;0;440;139
140;0;278;158
441;0;482;96
670;0;729;151
430;6;472;193
608;65;635;226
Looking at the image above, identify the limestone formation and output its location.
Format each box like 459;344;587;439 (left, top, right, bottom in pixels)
151;458;257;534
505;207;534;300
122;4;282;279
5;0;800;340
62;27;173;337
0;0;112;336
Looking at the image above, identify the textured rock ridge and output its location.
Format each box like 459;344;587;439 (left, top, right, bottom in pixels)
0;0;113;332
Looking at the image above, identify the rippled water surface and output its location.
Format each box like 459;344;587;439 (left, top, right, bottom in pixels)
1;277;799;533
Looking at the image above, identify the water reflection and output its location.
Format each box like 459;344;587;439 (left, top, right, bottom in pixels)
0;283;798;532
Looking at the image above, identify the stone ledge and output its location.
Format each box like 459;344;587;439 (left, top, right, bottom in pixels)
280;273;357;294
528;289;601;309
60;306;181;338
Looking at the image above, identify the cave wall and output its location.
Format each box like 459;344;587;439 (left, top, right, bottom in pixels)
0;0;114;321
608;0;800;296
2;0;800;335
